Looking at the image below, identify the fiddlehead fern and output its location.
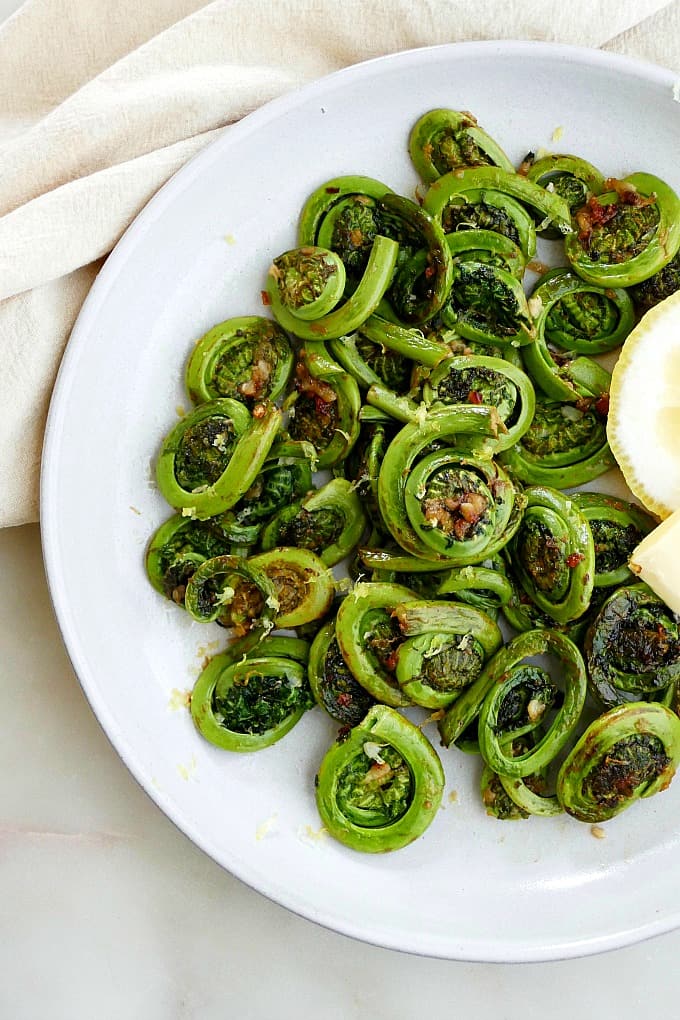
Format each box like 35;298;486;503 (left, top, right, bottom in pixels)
435;562;512;616
215;458;313;546
334;582;419;707
477;629;587;778
155;398;281;519
247;548;334;628
267;239;399;340
183;554;278;633
565;173;680;287
408;109;514;183
146;514;233;606
422;354;535;449
533;268;634;355
378;406;524;565
328;328;412;391
439;261;535;348
446;229;526;280
572;493;656;589
423;166;572;254
185;316;293;406
260;477;367;568
557;702;680;822
297;175;394;276
522;153;605;237
308;619;376;725
315;705;445;852
498;392;615;487
377;193;453;326
630;251;680;313
392;599;503;708
521;268;630;402
482;733;562;818
509;485;595;624
286;351;360;469
191;635;313;752
585;584;680;710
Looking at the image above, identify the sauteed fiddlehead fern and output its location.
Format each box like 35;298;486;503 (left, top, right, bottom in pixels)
145;105;680;850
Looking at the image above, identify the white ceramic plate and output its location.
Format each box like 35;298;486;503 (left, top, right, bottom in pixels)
41;41;680;962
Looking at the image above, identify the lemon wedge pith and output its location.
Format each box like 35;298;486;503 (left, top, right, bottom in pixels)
608;290;680;519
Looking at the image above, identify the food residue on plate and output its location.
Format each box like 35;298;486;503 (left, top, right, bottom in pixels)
167;688;191;711
255;814;279;841
176;754;198;781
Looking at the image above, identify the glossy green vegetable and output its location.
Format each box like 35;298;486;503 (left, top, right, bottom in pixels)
191;635;313;751
335;582;419;707
498;767;562;818
533;268;634;355
631;251;680;312
328;327;412;391
423;166;572;245
261;477;367;568
524;152;605;237
377;405;524;565
408;109;514;182
215;458;313;546
315;705;445;852
435;563;512;614
248;547;334;628
185;316;293;406
269;246;346;320
286;348;361;469
498;393;615;487
522;267;631;403
379;193;453;325
440;260;535;348
557;702;680;822
509;485;595;624
572;493;655;588
156;399;281;520
392;599;502;708
146;514;232;605
565;173;680;286
477;629;587;778
585;584;680;710
267;238;399;340
445;228;526;279
147;110;680;846
422;354;535;450
308;619;376;725
297;175;394;270
358;314;451;368
482;733;562;818
183;554;278;633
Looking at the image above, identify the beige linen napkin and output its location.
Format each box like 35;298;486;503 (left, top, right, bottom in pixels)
2;0;680;528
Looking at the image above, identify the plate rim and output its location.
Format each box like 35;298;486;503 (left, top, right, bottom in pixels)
40;39;680;963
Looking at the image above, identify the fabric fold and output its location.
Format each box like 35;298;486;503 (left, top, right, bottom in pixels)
1;0;680;527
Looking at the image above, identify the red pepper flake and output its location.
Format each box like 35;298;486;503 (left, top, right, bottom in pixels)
594;393;610;418
325;186;340;194
336;693;352;708
384;650;399;673
566;553;585;568
261;290;271;306
467;390;483;405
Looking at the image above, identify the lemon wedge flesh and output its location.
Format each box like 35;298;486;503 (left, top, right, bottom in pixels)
608;290;680;518
630;509;680;615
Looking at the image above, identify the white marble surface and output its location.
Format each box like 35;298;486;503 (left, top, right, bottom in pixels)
4;0;680;1012
4;521;680;1016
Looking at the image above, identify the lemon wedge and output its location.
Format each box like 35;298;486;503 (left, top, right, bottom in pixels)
608;290;680;518
630;509;680;615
